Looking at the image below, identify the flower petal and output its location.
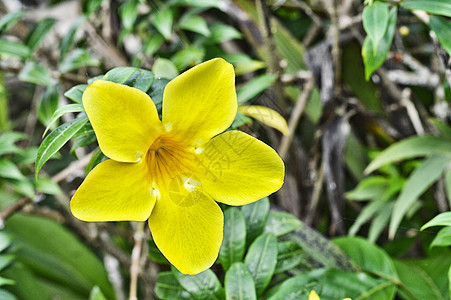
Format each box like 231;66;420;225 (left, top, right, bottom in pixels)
196;130;285;206
83;80;162;162
149;175;223;274
71;159;156;221
162;58;237;145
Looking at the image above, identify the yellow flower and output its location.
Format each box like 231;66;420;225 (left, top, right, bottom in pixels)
309;290;320;300
70;58;285;274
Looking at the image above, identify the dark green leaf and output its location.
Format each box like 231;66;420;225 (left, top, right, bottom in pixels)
430;15;451;56
152;8;173;40
365;135;451;174
148;238;169;264
362;7;397;80
237;74;277;104
265;273;318;300
275;241;303;273
35;116;88;176
401;0;451;18
64;84;88;103
18;62;52;86
85;148;106;175
25;18;56;51
5;214;115;299
225;262;256;300
174;269;224;300
244;233;277;295
38;85;59;126
0;39;30;59
264;212;301;237
390;155;450;238
59;49;99;73
241;197;269;245
219;208;246;271
60;17;85;61
155;272;192;300
103;67;154;92
334;237;398;282
149;78;170;105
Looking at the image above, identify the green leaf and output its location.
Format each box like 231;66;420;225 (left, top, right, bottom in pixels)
64;84;88;103
0;158;25;181
430;227;451;248
346;176;388;201
365;135;451;174
172;47;205;70
0;254;14;272
89;286;107;300
265;273;317;300
368;202;393;243
60;17;85;61
35;176;62;195
7;177;34;198
25;18;56;51
349;200;387;236
390;155;451;238
0;10;25;32
363;1;389;49
362;7;397;80
103;67;155;92
225;262;256;300
209;23;242;43
422;212;451;230
0;289;17;300
0;39;30;59
43;103;84;137
82;0;103;16
237;74;277;104
152;58;179;80
155;272;192;300
275;241;303;274
152;8;173;40
144;34;165;56
38;85;59;126
430;15;451;56
179;13;210;37
244;233;278;295
219;208;246;271
401;0;451;18
0;132;26;156
394;256;448;300
264;212;301;237
149;78;170;105
222;54;265;76
18;62;52;86
174;269;224;300
0;232;12;252
334;237;398;283
70;125;96;155
120;0;139;31
148;238;169;264
59;49;100;73
85;148;106;175
35;116;88;176
241;197;269;245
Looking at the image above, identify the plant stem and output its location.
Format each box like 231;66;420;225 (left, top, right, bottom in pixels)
129;221;145;300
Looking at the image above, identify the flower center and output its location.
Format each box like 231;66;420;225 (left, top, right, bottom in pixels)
145;134;196;188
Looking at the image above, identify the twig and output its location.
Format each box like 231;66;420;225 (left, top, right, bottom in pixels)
305;161;325;225
51;151;94;183
0;197;32;227
129;222;145;300
279;77;314;159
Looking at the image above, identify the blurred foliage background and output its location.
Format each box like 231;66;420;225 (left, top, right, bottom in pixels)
2;0;451;299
